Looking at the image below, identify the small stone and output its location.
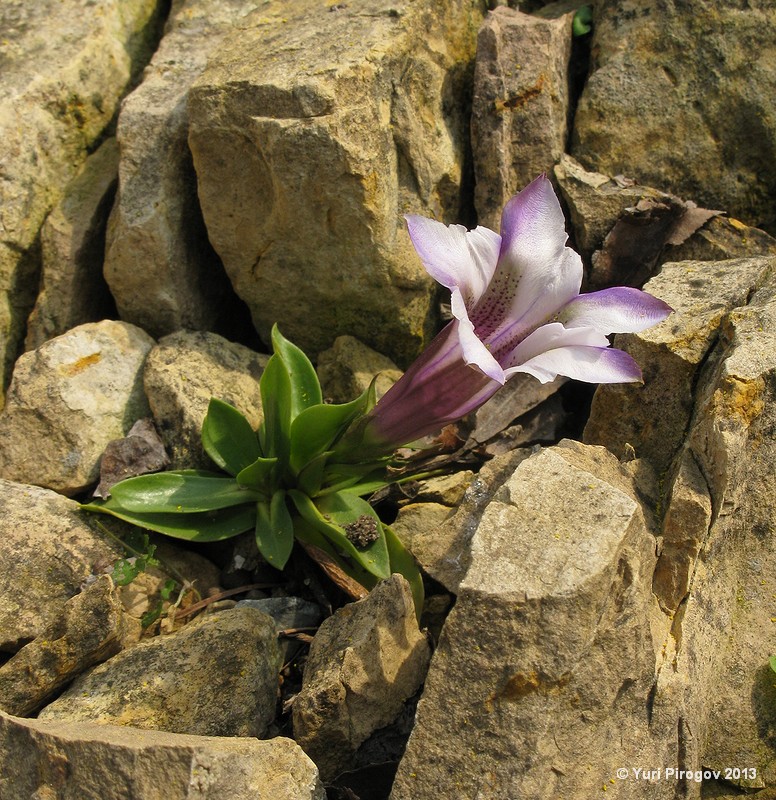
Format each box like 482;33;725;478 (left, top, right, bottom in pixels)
293;575;431;781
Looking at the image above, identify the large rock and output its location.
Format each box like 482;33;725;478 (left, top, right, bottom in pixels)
105;0;254;338
143;330;268;469
0;575;126;717
39;607;280;739
471;6;573;229
0;0;165;402
0;480;122;653
0;321;154;495
572;0;776;234
25;138;119;350
392;443;665;799
188;0;485;366
584;257;774;475
0;712;324;800
293;575;431;782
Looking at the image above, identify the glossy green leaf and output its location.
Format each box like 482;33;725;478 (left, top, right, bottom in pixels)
271;324;322;418
80;499;257;542
293;516;377;592
201;398;261;475
288;489;390;580
236;456;278;492
384;524;424;620
289;382;375;474
318;460;391;495
296;451;331;497
255;490;295;570
259;353;292;459
109;471;263;513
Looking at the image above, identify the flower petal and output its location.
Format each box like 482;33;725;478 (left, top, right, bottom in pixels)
507;345;643;385
450;290;505;383
405;215;501;307
504;322;610;368
470;175;583;346
558;287;673;333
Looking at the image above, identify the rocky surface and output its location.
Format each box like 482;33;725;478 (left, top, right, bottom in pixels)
293;575;431;782
0;480;122;653
1;1;775;797
392;442;662;799
0;575;126;717
0;321;154;494
0;0;165;402
471;6;573;229
572;0;776;235
104;0;254;338
39;607;280;739
187;0;485;366
143;329;268;469
24;138;120;350
0;712;325;800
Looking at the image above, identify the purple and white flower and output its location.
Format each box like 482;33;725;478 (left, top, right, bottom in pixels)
362;174;671;450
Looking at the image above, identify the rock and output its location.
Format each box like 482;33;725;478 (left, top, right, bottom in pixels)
93;417;170;498
572;0;776;235
411;470;475;507
0;0;165;402
188;0;485;367
0;575;126;716
293;575;431;782
392;448;530;592
468;373;566;445
236;596;323;660
391;443;663;799
651;451;712;614
24;138;119;350
0;712;324;799
471;6;573;229
584;256;774;476
143;330;268;469
0;480;122;653
105;0;254;338
666;215;776;264
39;607;280;738
0;321;154;495
316;336;402;404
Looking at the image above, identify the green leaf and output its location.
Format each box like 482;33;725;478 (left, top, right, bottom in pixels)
288;489;390;580
111;558;143;586
236;456;278;492
271;324;322;417
81;499;257;542
259;353;292;459
289;382;375;474
109;471;263;513
255;491;295;569
770;655;776;675
318;460;391;495
201;398;261;475
572;4;592;36
384;524;424;620
296;451;331;497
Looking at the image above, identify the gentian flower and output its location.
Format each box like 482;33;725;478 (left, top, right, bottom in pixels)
361;175;671;450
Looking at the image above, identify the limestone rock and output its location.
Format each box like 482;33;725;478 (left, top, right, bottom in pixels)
392;448;530;592
392;444;664;799
143;330;268;469
0;0;165;401
0;575;126;717
572;0;776;235
39;607;280;738
24;138;119;350
667;216;776;264
0;712;324;800
584;257;774;475
0;480;122;653
316;336;402;404
105;0;254;338
293;575;431;782
188;0;485;367
471;6;573;229
0;321;154;495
